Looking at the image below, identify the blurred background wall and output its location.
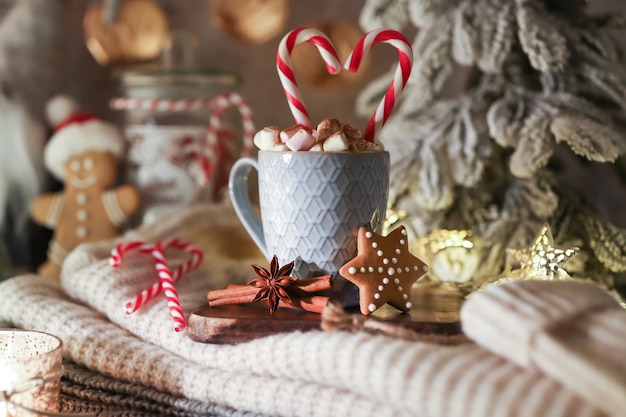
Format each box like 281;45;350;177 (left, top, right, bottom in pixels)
64;0;386;129
59;0;626;129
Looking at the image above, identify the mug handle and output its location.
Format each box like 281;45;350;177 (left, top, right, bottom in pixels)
228;157;269;261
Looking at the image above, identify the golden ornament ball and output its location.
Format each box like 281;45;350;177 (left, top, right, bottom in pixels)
84;0;169;65
210;0;289;45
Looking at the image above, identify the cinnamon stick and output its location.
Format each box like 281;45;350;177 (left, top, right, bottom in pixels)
207;285;257;303
207;275;332;303
209;288;329;311
208;295;256;307
292;275;332;293
280;296;329;314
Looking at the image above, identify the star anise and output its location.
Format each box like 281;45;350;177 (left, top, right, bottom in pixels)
249;255;297;314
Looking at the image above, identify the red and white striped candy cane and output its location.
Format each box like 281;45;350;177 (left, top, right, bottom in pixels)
277;27;342;128
171;135;213;186
344;29;413;142
109;238;203;331
208;92;255;157
124;238;203;314
204;92;256;182
109;241;155;267
110;97;216;112
150;243;187;331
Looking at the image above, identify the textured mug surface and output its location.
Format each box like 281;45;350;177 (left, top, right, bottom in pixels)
229;151;390;275
0;329;63;415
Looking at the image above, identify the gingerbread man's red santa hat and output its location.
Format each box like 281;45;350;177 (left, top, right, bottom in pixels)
44;95;125;180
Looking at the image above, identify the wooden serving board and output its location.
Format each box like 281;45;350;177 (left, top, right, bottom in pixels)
188;285;465;344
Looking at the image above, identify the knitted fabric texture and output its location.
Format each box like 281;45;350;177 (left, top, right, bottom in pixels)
461;280;626;416
61;360;242;417
0;275;605;417
0;204;620;417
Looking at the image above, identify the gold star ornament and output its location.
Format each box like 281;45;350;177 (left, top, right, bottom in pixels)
507;223;579;280
339;226;429;315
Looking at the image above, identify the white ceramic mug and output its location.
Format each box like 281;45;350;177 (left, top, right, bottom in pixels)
229;151;390;275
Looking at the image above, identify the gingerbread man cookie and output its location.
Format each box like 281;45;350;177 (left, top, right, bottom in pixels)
30;95;140;279
339;226;428;315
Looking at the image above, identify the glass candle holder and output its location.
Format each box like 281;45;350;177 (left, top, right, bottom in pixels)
0;329;63;417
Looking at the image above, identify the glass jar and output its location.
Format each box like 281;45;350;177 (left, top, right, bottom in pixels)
112;65;241;223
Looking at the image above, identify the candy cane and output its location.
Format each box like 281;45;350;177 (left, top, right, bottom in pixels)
171;134;213;186
109;238;204;331
204;92;256;182
110;241;155;267
110;97;216;112
277;27;342;128
208;92;255;157
151;243;186;331
344;29;413;142
124;238;203;314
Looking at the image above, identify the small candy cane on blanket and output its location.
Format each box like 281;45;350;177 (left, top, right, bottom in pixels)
109;238;204;331
151;243;186;331
277;27;342;128
110;241;155;267
344;29;413;142
124;238;204;314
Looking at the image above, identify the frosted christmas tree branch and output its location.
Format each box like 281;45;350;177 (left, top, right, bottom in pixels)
357;0;626;280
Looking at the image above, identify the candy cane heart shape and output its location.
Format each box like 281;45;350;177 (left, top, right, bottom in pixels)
123;238;203;315
109;238;204;332
277;27;343;128
110;241;155;267
344;29;414;143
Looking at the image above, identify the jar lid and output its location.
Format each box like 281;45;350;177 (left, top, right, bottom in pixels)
115;66;241;89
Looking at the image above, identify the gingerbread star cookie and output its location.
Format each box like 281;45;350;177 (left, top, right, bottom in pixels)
340;226;428;315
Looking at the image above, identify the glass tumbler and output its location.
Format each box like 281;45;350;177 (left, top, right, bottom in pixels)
0;329;63;417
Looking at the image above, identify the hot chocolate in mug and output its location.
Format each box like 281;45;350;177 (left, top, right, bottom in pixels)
229;151;390;276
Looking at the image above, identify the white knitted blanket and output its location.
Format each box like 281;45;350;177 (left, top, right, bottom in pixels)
1;204;625;417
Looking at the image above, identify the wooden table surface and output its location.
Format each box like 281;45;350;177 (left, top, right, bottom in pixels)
188;284;466;344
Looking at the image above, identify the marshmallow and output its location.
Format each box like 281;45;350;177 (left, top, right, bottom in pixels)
316;118;342;142
253;126;280;150
350;140;382;152
342;123;362;142
286;128;317;151
271;143;289;151
254;118;379;153
322;131;349;152
279;124;303;143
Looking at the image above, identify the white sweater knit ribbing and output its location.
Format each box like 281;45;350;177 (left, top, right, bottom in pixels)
461;280;626;416
1;274;607;417
0;203;622;417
